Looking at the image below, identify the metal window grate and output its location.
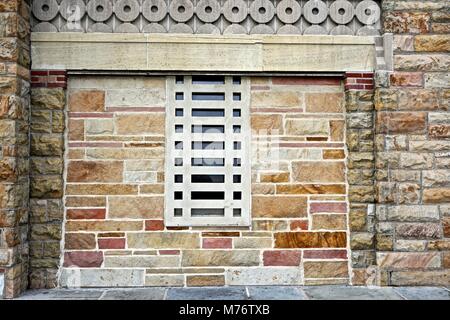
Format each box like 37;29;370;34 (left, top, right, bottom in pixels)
165;75;251;226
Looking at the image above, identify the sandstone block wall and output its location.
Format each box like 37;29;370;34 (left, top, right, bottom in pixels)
60;75;350;287
372;0;450;286
0;0;31;298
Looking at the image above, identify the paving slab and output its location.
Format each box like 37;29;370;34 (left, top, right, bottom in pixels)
303;286;404;300
247;286;308;300
100;288;166;300
16;289;104;300
393;287;450;300
166;287;247;300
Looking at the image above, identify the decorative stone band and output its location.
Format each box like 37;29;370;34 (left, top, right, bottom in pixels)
31;0;382;36
31;70;68;88
344;72;374;91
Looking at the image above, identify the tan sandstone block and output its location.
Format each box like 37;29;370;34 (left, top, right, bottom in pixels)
233;237;273;249
312;214;347;230
285;119;329;136
305;93;344;113
127;233;199;249
68;119;84;141
66;184;138;195
69;90;105;112
182;250;260;267
65;220;143;232
251;91;300;108
250;114;283;134
252;196;307;218
292;161;345;183
65;196;106;208
67;161;123;183
187;275;225;287
377;252;441;270
260;172;290;183
116;114;164;135
304;261;348;278
109;196;163;219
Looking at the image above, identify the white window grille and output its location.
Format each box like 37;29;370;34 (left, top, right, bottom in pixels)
164;75;251;226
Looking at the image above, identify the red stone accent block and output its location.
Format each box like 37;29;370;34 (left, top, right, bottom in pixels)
344;72;374;91
310;202;348;213
159;250;181;255
145;220;165;231
303;249;348;259
67;208;106;220
98;238;126;249
263;250;302;266
202;238;233;249
63;251;103;267
31;70;67;88
290;220;309;231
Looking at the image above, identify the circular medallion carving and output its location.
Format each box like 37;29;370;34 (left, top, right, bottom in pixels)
169;0;194;23
60;0;86;21
303;0;328;24
114;0;140;22
87;0;113;22
142;0;167;22
329;0;354;25
276;0;301;24
32;0;59;21
355;0;380;25
223;0;248;24
249;0;275;24
196;0;221;23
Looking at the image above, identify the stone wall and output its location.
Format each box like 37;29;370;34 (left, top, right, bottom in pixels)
0;0;31;299
60;75;350;287
372;0;449;285
28;70;66;289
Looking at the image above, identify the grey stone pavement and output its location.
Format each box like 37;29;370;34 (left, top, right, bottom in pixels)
8;285;450;300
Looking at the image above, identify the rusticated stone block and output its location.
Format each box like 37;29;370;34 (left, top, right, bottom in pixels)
128;233;199;249
182;250;260;267
30;157;63;175
396;223;442;239
30;224;62;241
64;233;96;250
31;88;65;110
429;124;450;139
376;112;426;134
397;89;441;111
30;134;63;156
67;160;123;183
390;270;449;286
423;188;450;203
69;90;105;112
252;196;306;218
387;205;440;222
390;72;423;87
274;232;347;248
377;252;441;270
303;261;348;278
394;54;450;72
384;12;430;34
415;35;450;52
30;176;63;198
351;233;375;250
